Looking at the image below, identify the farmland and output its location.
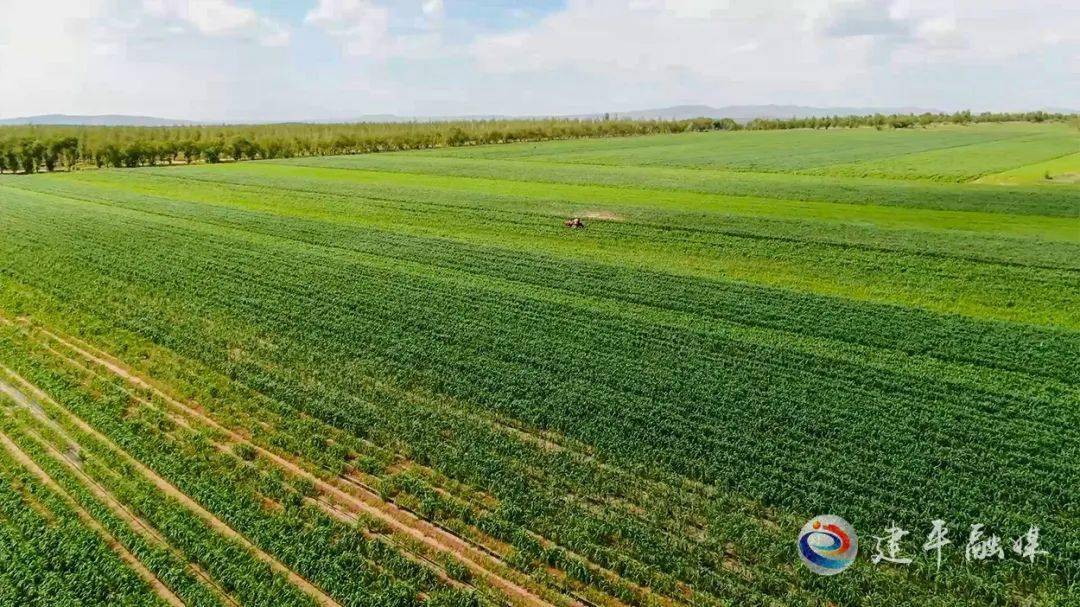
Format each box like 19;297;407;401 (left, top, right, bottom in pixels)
0;121;1076;606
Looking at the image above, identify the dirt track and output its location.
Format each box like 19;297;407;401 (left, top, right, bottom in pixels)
0;382;241;607
33;323;563;607
0;427;186;607
9;313;698;607
3;315;690;607
0;364;342;607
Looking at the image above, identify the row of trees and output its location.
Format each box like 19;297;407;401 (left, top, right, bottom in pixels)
0;136;80;174
0;111;1072;174
744;110;1074;130
0;117;738;174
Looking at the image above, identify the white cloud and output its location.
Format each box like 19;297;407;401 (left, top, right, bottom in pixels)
305;0;451;58
0;0;1076;120
305;0;392;56
470;0;1080;105
0;0;108;114
913;16;962;50
143;0;290;46
421;0;444;18
471;0;849;85
651;0;732;20
818;0;909;38
0;0;293;119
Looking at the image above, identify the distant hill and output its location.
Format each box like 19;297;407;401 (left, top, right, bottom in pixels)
4;106;1068;127
301;114;513;124
303;106;947;124
329;106;950;123
0;114;197;126
606;104;942;122
1041;106;1079;115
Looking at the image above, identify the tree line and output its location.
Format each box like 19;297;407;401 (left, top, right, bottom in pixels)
743;110;1073;130
0;118;737;174
0;111;1072;174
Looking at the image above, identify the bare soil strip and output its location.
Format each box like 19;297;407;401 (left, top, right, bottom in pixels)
162;411;514;605
30;324;565;607
3;314;696;607
0;361;342;607
9;314;693;607
8;314;699;606
0;427;186;607
305;494;470;594
0;378;240;607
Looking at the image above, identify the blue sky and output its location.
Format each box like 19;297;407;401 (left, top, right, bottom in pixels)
1;1;1076;121
252;1;564;27
250;0;566;36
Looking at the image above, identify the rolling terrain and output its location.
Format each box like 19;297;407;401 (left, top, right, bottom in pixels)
0;122;1076;606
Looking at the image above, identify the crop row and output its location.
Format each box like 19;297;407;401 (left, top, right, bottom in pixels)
277;149;1080;216
0;183;1074;604
49;318;767;607
806;132;1080;182
0;285;711;607
5;178;1076;348
0;204;920;600
0;429;168;607
0;327;491;607
6;189;1071;509
4;182;1074;381
34;168;1080;269
401;124;1060;176
60;171;1073;328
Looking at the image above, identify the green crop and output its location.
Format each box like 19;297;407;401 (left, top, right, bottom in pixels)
0;122;1076;606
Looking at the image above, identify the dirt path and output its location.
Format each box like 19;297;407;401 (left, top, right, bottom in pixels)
129;377;477;600
3;313;693;606
0;427;186;607
0;364;342;607
33;324;564;607
8;313;693;606
0;375;52;428
0;381;240;607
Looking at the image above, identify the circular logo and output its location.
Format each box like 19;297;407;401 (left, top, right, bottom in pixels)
797;514;858;575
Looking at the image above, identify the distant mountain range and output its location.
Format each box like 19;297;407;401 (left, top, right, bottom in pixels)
1041;106;1080;115
604;104;943;121
0;114;197;126
2;105;1073;127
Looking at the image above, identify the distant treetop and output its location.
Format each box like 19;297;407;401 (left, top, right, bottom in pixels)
0;111;1072;174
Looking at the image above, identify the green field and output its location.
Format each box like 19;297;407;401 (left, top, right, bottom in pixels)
0;122;1076;606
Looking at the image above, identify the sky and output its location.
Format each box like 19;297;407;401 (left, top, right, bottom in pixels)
0;0;1076;121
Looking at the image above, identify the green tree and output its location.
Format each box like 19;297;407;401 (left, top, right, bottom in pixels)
123;142;145;167
159;141;179;164
44;138;65;171
102;144;123;168
203;143;222;163
4;147;20;174
19;139;44;174
227;136;251;161
179;140;201;164
58;137;80;170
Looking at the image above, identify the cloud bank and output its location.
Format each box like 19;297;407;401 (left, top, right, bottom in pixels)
0;0;1075;121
